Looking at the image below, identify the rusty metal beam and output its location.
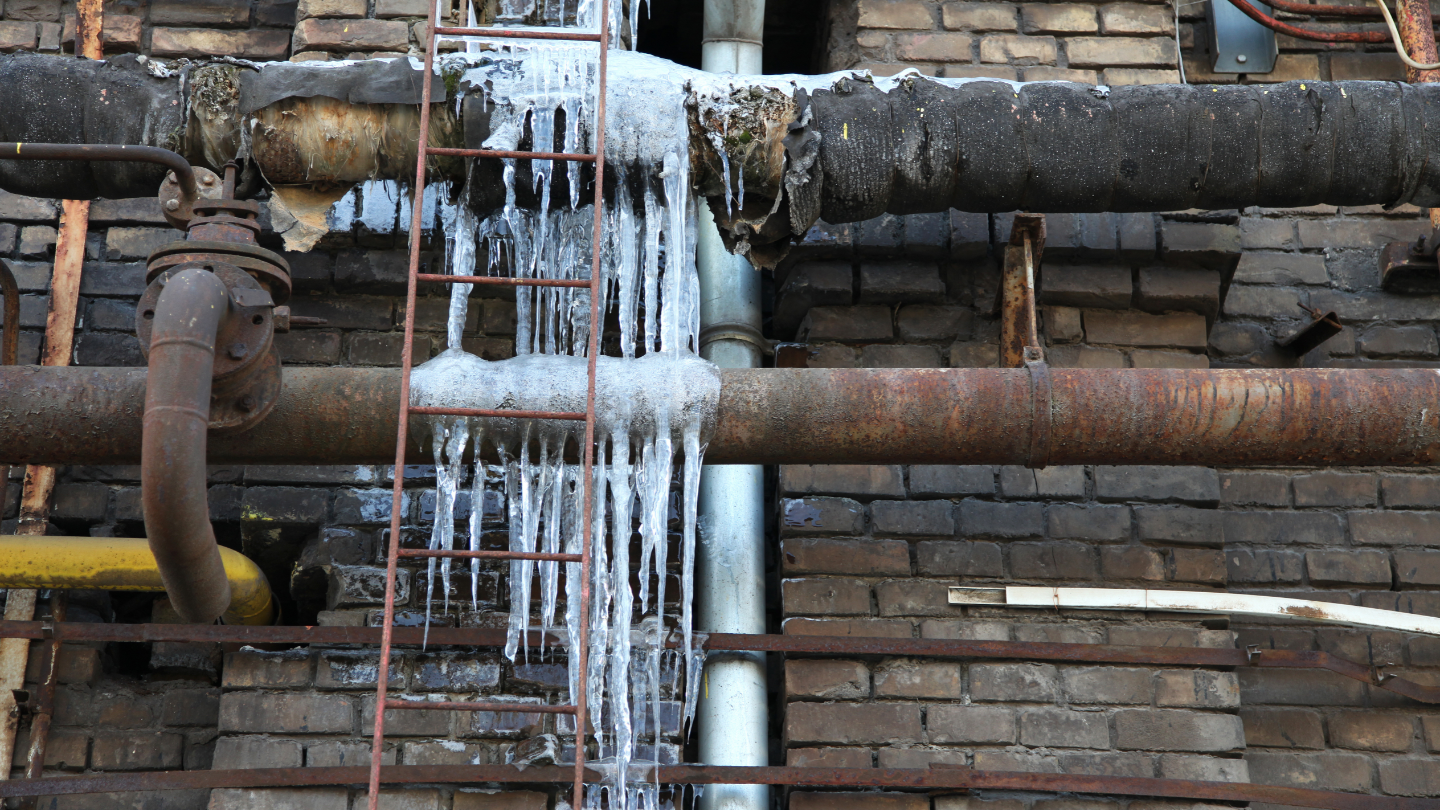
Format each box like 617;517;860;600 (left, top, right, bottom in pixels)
997;213;1044;370
0;762;1434;810
0;621;1436;705
3;366;1440;467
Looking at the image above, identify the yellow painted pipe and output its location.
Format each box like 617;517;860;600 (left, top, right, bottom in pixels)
0;536;275;626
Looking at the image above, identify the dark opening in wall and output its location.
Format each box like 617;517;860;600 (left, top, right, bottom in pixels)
634;0;825;74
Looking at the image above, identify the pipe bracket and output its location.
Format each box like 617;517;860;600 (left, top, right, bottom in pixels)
1025;347;1052;470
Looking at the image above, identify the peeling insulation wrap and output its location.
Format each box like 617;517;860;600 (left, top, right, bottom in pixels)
0;54;184;199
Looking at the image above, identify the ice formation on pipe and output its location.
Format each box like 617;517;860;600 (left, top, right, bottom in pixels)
409;37;714;810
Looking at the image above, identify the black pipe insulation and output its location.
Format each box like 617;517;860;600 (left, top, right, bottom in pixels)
0;53;1437;246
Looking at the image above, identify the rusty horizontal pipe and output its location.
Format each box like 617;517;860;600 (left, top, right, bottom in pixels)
2;366;1440;467
0;762;1435;810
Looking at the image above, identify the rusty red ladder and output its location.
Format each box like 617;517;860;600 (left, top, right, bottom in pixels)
368;1;611;806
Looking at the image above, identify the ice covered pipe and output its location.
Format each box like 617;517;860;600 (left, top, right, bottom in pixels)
3;53;1440;265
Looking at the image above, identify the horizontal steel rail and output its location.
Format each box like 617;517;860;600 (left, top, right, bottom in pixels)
0;763;1434;810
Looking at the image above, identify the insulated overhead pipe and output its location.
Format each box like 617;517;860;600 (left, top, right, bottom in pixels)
3;366;1440;467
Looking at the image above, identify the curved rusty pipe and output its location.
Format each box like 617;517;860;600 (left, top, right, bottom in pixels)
142;267;232;624
0;143;197;207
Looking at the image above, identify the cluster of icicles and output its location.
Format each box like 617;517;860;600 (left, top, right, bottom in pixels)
416;39;705;810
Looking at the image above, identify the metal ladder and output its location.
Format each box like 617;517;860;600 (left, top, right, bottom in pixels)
368;0;611;806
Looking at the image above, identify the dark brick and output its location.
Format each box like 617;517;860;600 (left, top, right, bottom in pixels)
1306;549;1391;586
786;703;922;745
1043;212;1118;257
209;788;349;810
1013;542;1100;579
77;262;146;297
212;737;303;769
1040;265;1132;309
91;732;184;770
783;617;913;638
85;297;137;332
774;261;853;336
897;305;973;341
223;649;311;688
287;296;393;330
1134;506;1221;546
1118;212;1156;259
366;695;457;737
1099;545;1165;580
160;689;220;727
1246;752;1374;793
240;486;328;524
1000;465;1085;498
780;497;865;536
790;793;928;810
0;189;57;220
872;500;955;536
348;332;432;366
1084;310;1207;349
1233;251;1328;285
859;261;944;304
780;465;905;498
1352;511;1440;545
1048;503;1130;541
1220;472;1291;506
1113;709;1243;752
314;650;404;690
275;331;342;364
1384;476;1440;508
89;197;168;225
1222;511;1344;545
328;565;410;608
786;747;873;768
151;0;251;26
1136;267;1220;317
1329;712;1414;752
1159;221;1241;266
1241;708;1325;749
1019;708;1110;748
1095;466;1219;504
1293;472;1377;507
1238;668;1366;705
909;465;994;496
51;482;108;521
1394;550;1440;587
334;249;409;292
915;540;1004;577
1380;759;1440;797
952;211;990;259
970;663;1058;702
1062;666;1154;704
412;652;501;692
1171;548;1226;584
784;538;912;576
74;333;144;366
960;500;1043;538
874;579;962;618
1358;325;1438;358
797;306;893;342
873;659;963;698
785;659;870;700
104;227;175;261
782;578;870;616
861;344;942;367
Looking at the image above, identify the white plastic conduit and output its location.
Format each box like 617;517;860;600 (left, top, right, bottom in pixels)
951;586;1440;636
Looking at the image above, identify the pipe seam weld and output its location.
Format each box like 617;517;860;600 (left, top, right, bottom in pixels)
148;335;217;351
142;405;211;423
1026;353;1052;470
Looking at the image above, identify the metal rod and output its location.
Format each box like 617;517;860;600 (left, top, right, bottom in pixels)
1224;0;1390;41
1;763;1435;810
0;621;1435;704
398;549;583;562
383;700;577;713
415;274;592;287
17;593;65;810
425;147;597;163
434;26;603;40
409;406;588;420
0;144;197;206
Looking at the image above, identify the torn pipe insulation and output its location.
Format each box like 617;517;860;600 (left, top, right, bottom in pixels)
5;53;1440;264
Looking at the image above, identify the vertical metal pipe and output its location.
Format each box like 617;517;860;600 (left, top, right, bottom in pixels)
696;195;770;810
702;0;765;74
17;592;66;810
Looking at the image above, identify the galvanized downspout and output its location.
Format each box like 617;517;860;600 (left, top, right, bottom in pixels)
696;6;769;810
141;267;235;624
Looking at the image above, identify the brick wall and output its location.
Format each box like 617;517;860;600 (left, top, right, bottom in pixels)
4;0;1440;808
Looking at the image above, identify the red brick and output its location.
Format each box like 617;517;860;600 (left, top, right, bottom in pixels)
1171;548;1225;585
786;703;923;745
1329;712;1414;752
1240;708;1325;749
783;538;911;576
786;660;871;700
292;17;411;52
150;27;290;58
0;21;37;51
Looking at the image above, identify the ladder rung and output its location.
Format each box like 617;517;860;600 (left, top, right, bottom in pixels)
426;147;597;163
385;699;577;714
434;26;602;42
400;549;583;563
416;273;592;288
410;406;588;420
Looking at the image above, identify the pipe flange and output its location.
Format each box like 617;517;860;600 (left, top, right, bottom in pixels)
159;166;223;231
137;262;276;383
147;240;291;306
208;347;282;435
